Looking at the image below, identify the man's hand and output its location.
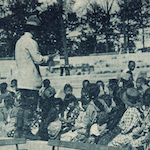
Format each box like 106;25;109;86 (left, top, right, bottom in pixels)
55;50;60;55
48;50;60;60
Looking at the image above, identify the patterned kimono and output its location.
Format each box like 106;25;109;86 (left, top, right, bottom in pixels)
130;106;150;149
1;106;18;137
108;107;142;147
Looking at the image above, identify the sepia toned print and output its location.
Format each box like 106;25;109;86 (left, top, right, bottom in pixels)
0;0;150;150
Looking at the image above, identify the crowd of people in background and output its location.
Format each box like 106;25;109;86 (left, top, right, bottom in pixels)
0;60;150;150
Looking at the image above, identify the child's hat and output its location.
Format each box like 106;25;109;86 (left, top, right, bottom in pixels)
121;87;140;106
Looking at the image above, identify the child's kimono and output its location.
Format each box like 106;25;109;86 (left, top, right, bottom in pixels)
108;107;142;147
60;105;81;141
71;100;102;143
130;106;150;149
1;106;18;137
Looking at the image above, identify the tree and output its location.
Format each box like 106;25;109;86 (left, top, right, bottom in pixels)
72;0;117;54
0;0;39;57
37;0;79;75
100;0;115;53
136;0;150;48
117;0;150;52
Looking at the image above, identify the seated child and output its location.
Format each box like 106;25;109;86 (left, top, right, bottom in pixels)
39;79;56;100
96;80;106;96
71;96;93;143
0;82;14;107
10;79;21;108
1;96;18;137
129;88;150;149
72;83;106;143
60;84;81;141
62;93;79;130
108;88;142;148
39;98;63;140
81;80;90;99
136;77;149;97
39;79;56;121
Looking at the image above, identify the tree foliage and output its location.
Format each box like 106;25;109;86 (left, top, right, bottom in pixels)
0;0;150;57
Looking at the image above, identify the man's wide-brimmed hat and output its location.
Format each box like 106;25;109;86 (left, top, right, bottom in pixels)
121;88;140;106
26;15;41;26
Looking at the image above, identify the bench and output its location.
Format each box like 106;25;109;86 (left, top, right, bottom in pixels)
0;138;27;150
48;140;128;150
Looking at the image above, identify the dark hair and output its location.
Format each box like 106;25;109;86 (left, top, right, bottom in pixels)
82;80;90;86
64;94;77;108
128;60;135;65
11;79;17;86
96;80;105;90
64;84;73;92
4;96;14;107
87;83;100;99
0;82;7;92
43;79;50;88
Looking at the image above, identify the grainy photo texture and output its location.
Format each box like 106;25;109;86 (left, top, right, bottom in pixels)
0;0;150;150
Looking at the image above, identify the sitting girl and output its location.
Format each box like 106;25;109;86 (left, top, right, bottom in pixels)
60;84;81;141
72;83;106;143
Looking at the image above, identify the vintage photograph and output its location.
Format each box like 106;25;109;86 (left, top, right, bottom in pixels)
0;0;150;150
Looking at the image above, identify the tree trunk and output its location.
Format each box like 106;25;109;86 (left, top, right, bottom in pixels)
57;0;70;76
123;0;127;53
94;35;97;53
142;27;145;48
106;33;109;53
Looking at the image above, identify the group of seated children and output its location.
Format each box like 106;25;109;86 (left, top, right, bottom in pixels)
0;71;150;150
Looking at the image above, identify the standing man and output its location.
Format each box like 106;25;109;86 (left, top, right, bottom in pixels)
15;15;59;139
